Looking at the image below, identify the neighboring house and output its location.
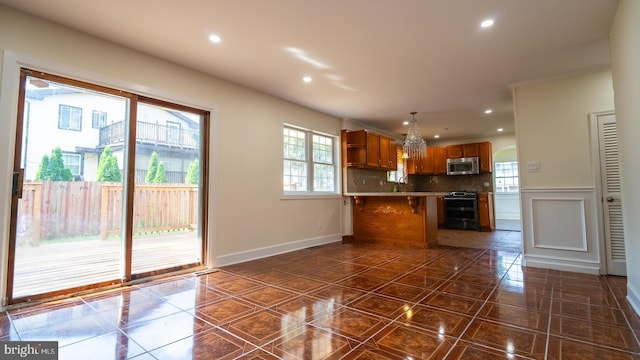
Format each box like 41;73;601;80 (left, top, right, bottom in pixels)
23;87;199;183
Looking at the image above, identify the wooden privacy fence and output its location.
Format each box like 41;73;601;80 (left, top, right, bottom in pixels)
17;181;198;246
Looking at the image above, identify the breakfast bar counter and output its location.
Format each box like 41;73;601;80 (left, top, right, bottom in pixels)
344;192;441;248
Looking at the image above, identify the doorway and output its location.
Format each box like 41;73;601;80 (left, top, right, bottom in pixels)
493;146;521;231
7;69;209;304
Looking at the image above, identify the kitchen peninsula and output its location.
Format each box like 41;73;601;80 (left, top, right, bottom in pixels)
345;192;440;248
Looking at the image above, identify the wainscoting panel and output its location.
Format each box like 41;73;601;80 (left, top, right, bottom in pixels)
521;188;602;274
531;198;587;251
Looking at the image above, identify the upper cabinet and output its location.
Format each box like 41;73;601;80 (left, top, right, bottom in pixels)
342;129;397;171
408;146;447;175
447;141;492;173
478;142;492;173
343;130;490;174
447;143;480;158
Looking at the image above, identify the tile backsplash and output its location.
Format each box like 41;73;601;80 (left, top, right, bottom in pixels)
344;168;494;193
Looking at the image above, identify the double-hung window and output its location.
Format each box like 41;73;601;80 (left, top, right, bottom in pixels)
92;110;107;128
495;161;519;192
283;125;338;195
61;152;82;178
58;104;82;131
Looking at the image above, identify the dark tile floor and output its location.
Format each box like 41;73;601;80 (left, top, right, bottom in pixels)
2;230;639;359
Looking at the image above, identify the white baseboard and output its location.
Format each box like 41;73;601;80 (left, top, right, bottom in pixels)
627;283;640;317
215;234;342;267
522;255;601;275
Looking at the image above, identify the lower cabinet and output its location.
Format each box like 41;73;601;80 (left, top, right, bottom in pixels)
478;193;495;232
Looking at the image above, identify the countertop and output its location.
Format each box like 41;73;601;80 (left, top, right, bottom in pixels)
343;192;449;197
343;192;492;196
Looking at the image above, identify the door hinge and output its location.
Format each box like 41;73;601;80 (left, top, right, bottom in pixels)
12;169;24;198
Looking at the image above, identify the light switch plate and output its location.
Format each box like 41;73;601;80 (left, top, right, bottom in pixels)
527;161;539;172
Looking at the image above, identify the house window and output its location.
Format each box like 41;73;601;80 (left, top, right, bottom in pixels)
283;125;337;194
61;152;82;178
58;104;82;131
495;161;519;192
92;110;107;128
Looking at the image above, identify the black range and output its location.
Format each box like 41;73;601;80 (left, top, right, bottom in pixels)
443;191;479;231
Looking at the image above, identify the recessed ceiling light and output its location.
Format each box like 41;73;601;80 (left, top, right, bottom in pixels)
497;128;504;132
484;109;493;114
208;34;221;43
434;135;440;139
480;19;494;28
303;76;312;83
403;121;409;126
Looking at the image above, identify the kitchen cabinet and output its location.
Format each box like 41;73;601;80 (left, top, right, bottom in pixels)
342;129;397;170
478;142;493;173
342;129;367;167
444;142;492;173
366;132;381;168
462;143;480;157
407;146;446;175
478;193;495;232
446;145;462;159
447;143;479;158
433;146;447;174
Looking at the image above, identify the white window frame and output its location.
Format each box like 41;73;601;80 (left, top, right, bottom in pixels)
91;110;107;128
61;152;82;178
494;161;519;193
58;104;82;131
282;124;340;198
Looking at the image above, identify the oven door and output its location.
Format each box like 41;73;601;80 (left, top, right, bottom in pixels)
444;197;479;230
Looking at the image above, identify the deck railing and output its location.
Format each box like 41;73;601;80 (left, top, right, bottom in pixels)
17;181;198;246
99;121;198;149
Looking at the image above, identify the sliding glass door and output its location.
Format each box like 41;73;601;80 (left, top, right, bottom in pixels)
7;69;208;303
131;101;204;276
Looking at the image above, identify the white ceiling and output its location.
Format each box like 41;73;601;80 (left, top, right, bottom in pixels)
0;0;619;140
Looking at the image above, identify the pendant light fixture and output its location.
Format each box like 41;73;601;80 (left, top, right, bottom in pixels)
402;112;427;160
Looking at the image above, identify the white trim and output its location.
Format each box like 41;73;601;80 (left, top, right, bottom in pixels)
281;123;341;197
522;254;601;275
530;198;587;252
215;234;342;267
627;283;640;317
521;187;595;193
509;65;611;90
520;187;602;275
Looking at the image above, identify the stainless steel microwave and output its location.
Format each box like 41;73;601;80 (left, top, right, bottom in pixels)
446;157;479;175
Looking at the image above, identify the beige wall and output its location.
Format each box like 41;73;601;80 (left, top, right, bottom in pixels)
610;0;640;314
513;70;614;189
0;6;343;299
512;70;615;274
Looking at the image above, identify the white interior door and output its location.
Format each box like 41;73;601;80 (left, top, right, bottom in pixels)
597;113;626;276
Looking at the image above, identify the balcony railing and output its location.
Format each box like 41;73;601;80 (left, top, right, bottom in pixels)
99;121;198;150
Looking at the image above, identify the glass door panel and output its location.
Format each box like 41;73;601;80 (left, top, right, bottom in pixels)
131;102;202;275
11;73;128;299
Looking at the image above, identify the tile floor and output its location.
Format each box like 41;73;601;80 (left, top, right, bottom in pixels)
1;230;639;359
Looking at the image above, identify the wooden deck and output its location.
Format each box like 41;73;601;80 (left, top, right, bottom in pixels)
12;231;201;299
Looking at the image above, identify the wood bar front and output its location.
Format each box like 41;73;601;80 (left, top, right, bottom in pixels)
351;195;438;248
